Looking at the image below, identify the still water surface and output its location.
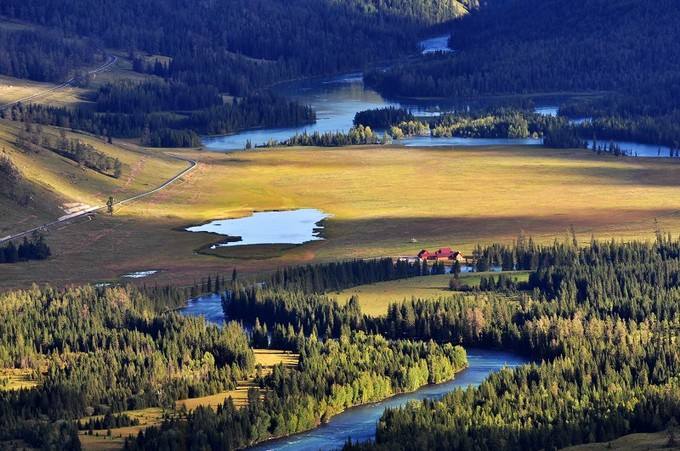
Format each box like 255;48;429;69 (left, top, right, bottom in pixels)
185;209;329;248
202;35;541;150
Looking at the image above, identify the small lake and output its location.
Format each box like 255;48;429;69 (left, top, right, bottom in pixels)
185;209;329;248
589;139;674;158
420;34;453;54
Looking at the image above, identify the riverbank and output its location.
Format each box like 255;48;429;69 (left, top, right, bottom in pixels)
248;349;526;451
244;359;470;451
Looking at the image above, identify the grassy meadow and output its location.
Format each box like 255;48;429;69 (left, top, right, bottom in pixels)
0;121;187;237
335;271;530;317
4;144;680;288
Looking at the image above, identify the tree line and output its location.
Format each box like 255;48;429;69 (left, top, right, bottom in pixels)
0;284;254;447
125;332;467;450
4;92;315;148
0;233;51;264
262;125;382;148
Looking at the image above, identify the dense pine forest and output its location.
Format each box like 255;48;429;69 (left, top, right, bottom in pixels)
125;333;467;450
0;0;472;81
365;0;680;147
0;284;254;448
0;28;97;82
116;236;680;450
4;237;680;448
0;0;477;146
4;92;315;147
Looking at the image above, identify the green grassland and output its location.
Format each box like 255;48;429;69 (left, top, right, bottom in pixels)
335;271;530;317
333;271;529;316
4;144;680;289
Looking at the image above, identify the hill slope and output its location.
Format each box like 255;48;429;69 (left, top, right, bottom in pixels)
0;120;186;237
367;0;680;100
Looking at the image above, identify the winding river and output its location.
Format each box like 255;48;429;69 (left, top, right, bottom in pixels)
181;293;528;450
250;349;526;451
202;35;545;151
181;31;658;451
202;35;672;158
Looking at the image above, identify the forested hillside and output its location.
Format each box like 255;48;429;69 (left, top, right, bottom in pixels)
367;0;680;98
365;0;680;147
0;0;472;86
0;0;477;146
111;236;680;450
0;28;96;82
0;284;254;449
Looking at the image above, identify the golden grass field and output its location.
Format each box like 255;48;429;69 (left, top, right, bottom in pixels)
335;271;530;316
0;74;88;108
78;349;298;451
0;120;188;263
5;143;680;289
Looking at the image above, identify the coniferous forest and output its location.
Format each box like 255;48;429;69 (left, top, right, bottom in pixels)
5;236;680;449
119;236;680;450
365;0;680;147
2;0;680;449
0;0;472;147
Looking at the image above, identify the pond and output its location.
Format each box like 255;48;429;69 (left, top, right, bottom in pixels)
420;34;453;54
185;209;329;248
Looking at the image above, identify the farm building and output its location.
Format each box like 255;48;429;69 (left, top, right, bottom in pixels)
417;248;465;262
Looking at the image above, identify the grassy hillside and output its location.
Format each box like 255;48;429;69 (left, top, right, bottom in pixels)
3;144;680;290
0;119;187;237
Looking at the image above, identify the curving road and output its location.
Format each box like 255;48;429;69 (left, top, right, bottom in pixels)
0;154;197;244
0;54;200;244
0;55;118;111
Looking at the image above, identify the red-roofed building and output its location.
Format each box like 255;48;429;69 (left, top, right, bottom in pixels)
417;248;465;262
417;249;431;260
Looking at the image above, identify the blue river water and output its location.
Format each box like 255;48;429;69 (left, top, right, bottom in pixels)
202;35;669;157
180;292;528;450
249;349;526;451
202;35;543;151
